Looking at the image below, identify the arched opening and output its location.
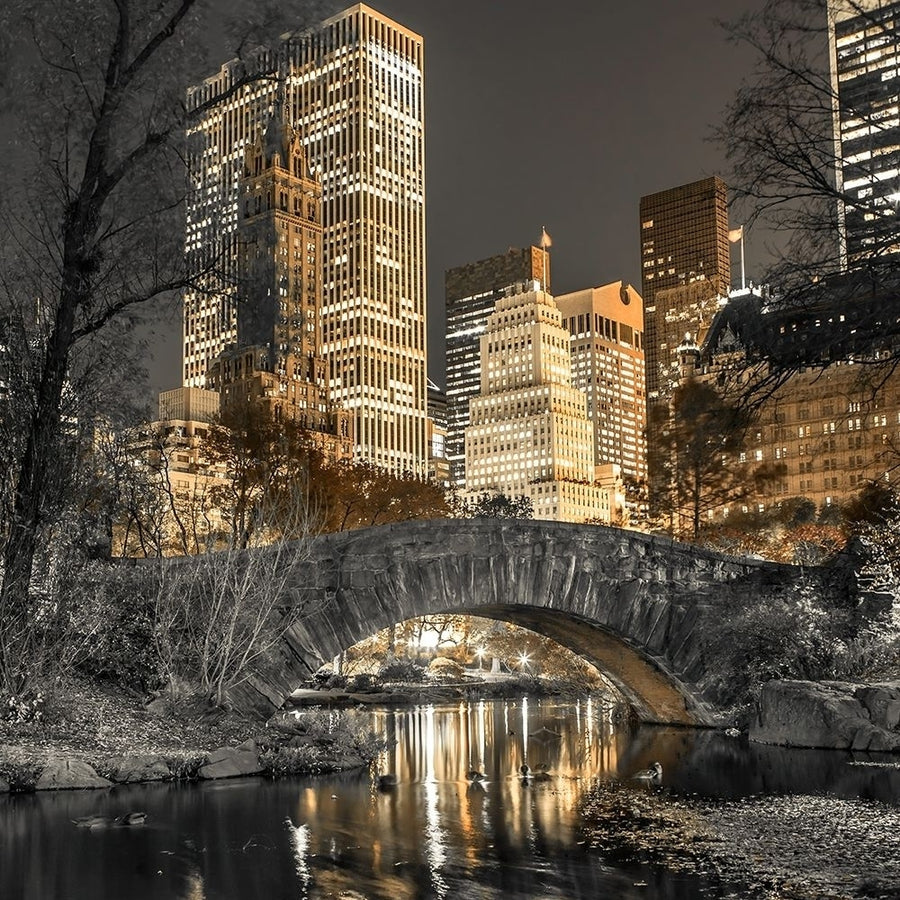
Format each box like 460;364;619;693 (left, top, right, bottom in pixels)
325;614;617;688
294;609;702;726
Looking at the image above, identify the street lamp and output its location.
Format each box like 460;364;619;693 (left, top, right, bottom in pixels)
475;646;486;670
518;651;530;671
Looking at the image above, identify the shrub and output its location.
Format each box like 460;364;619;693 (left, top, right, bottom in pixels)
703;574;900;712
378;660;426;684
260;744;334;776
1;691;45;725
704;591;835;708
427;657;464;681
70;564;162;693
161;754;207;781
348;673;377;692
0;759;41;791
832;623;900;681
261;709;386;775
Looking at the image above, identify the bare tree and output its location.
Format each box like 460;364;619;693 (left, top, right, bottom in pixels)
151;485;322;706
649;378;785;540
719;0;900;350
0;0;324;695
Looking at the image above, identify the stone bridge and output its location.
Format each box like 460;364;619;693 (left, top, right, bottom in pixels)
229;518;856;725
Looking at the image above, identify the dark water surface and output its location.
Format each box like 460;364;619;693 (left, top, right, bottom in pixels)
2;697;899;899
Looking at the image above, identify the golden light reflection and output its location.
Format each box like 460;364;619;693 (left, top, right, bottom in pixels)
180;872;206;900
286;819;311;893
280;698;623;896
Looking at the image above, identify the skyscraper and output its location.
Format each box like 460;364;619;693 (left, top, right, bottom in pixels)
444;246;549;487
184;4;426;475
556;282;646;481
829;0;900;266
639;176;730;405
206;118;352;460
465;282;618;524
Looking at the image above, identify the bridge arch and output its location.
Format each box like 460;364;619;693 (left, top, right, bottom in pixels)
229;518;850;725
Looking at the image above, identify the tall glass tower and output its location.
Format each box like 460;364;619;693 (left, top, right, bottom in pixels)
638;176;730;405
829;0;900;267
183;4;426;475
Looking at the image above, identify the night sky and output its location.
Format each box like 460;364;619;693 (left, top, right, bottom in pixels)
146;0;765;396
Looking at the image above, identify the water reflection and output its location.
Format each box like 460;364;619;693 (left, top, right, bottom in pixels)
2;698;898;899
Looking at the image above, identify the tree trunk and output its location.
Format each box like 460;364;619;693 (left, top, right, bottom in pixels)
0;228;86;691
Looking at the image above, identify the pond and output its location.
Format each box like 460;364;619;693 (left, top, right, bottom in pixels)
2;696;898;899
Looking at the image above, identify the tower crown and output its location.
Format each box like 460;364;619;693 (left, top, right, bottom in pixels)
244;115;310;180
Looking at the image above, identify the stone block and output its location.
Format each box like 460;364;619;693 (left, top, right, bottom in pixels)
868;729;900;752
752;680;900;751
198;746;263;779
751;681;868;749
36;758;112;791
850;723;880;751
855;686;900;731
108;754;171;783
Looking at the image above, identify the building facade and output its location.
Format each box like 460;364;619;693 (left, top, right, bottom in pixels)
114;387;225;557
426;378;450;486
829;0;900;266
639;176;731;514
205;119;352;462
183;4;426;474
464;282;620;524
639;176;731;405
444;246;549;487
556;282;647;482
686;289;900;518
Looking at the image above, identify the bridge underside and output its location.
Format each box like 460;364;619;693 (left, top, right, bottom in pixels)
457;605;715;727
235;603;719;727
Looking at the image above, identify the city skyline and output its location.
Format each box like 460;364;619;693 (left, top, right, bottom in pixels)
146;0;762;397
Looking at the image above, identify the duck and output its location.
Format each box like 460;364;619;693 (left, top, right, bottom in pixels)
114;811;147;826
73;811;147;828
630;761;663;782
377;773;398;790
73;815;112;829
519;764;551;782
466;770;486;784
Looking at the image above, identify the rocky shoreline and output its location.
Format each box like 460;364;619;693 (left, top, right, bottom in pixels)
751;679;900;751
0;680;383;794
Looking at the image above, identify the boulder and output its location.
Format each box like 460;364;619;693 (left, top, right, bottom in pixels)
107;755;172;783
198;744;263;780
854;683;900;732
0;777;9;793
35;758;113;791
751;680;900;751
